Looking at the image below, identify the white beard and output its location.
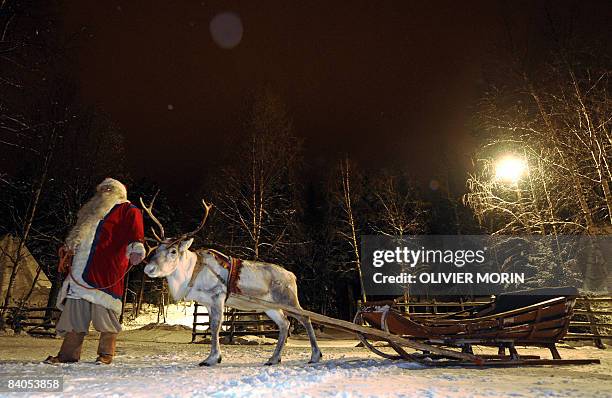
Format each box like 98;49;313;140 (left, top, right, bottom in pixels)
65;190;126;250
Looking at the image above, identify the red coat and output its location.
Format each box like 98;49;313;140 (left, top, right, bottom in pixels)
82;202;144;299
57;201;145;314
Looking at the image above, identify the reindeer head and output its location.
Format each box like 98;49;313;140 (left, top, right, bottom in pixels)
139;192;213;278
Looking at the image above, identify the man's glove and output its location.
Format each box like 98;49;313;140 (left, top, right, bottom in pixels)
127;242;146;265
129;252;145;265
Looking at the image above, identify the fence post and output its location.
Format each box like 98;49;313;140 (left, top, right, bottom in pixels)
192;303;199;343
584;298;605;349
135;271;146;317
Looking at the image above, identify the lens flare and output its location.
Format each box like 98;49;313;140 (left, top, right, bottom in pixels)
209;12;243;49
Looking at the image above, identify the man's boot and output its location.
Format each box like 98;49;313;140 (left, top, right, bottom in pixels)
96;332;117;364
44;331;86;364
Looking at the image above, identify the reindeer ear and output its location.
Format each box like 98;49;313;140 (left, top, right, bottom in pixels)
179;238;194;252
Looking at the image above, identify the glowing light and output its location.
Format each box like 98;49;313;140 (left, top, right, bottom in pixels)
494;155;527;184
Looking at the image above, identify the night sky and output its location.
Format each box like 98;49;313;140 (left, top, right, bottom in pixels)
59;1;611;194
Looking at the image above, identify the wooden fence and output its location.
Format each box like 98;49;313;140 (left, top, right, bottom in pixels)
0;306;60;337
191;302;279;342
565;297;612;348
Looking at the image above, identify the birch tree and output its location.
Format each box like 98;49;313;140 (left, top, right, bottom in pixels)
331;156;366;303
368;169;427;238
214;88;301;263
463;29;611;291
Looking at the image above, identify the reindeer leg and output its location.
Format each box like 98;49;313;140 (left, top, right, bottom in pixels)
294;315;322;363
199;298;224;366
285;290;322;364
264;309;289;366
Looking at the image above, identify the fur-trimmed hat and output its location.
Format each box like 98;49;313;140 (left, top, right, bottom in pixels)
97;178;128;200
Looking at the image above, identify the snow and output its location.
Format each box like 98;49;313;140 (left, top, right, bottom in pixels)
121;303;201;330
1;331;611;398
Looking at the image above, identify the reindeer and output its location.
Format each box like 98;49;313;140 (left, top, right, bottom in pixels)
139;195;322;366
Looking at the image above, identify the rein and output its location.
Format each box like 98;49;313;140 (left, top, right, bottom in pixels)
69;263;135;291
59;245;137;291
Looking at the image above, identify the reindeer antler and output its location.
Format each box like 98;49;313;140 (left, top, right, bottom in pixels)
140;193;213;247
164;199;213;247
139;190;166;242
171;199;212;245
182;199;213;239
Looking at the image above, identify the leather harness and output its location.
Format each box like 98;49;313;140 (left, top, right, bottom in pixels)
188;249;243;298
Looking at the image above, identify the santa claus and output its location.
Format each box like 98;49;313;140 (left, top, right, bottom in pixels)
45;178;145;364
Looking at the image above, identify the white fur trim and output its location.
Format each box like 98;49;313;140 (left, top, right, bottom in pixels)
57;278;123;315
57;196;129;315
126;242;146;259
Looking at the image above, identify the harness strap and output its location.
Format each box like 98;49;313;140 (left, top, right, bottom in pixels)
188;251;243;301
228;257;243;294
188;254;205;288
226;257;234;296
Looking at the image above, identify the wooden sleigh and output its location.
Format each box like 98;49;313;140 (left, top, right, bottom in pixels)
354;287;601;366
230;288;600;367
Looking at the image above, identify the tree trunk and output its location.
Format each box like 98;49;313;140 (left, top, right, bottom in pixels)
1;127;58;318
136;271;146;317
22;265;42;304
340;157;366;303
527;78;595;231
601;178;612;225
44;271;62;323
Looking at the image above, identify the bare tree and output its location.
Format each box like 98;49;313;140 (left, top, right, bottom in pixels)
365;168;428;302
463;19;611;293
460;0;612;296
368;169;427;238
214;88;301;262
1;126;58;318
466;4;612;236
0;2;126;325
465;45;611;236
331;155;366;303
0;1;62;321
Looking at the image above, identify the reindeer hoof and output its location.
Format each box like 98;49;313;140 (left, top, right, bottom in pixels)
264;359;280;366
308;352;323;364
199;357;221;367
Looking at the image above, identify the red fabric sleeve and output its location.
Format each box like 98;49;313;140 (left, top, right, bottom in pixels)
125;205;145;244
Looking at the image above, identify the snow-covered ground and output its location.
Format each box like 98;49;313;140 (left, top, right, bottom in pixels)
1;329;611;398
121;303;203;331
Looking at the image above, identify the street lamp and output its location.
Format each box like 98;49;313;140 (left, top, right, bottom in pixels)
494;155;527;185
